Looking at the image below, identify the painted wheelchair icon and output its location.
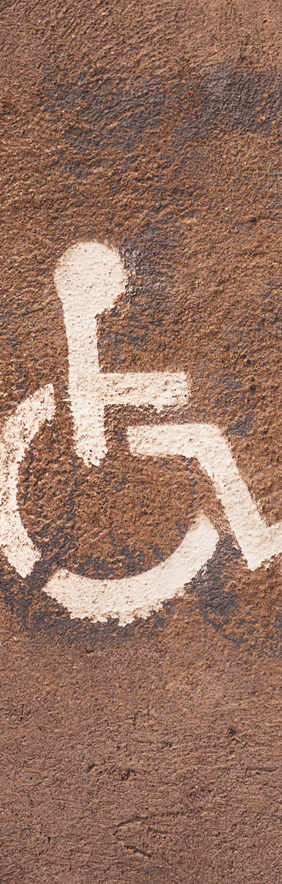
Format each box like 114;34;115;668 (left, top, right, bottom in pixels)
1;241;282;625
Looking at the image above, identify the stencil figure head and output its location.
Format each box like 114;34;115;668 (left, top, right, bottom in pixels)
54;240;126;320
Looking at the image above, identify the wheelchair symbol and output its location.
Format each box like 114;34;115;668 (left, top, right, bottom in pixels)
1;240;282;625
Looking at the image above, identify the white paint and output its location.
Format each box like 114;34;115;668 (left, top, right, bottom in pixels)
0;384;55;577
54;241;190;466
128;423;282;570
3;239;282;627
94;371;190;410
44;514;218;625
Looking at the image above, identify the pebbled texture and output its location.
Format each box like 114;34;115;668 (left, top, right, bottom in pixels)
1;1;282;881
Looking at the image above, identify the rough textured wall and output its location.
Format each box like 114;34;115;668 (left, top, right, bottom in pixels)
1;2;282;882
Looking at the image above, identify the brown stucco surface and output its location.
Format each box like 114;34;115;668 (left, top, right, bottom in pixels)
1;1;282;881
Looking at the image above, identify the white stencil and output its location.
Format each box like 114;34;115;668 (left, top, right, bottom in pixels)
1;240;281;625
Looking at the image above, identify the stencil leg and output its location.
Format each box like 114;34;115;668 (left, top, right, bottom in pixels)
128;423;282;570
